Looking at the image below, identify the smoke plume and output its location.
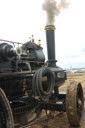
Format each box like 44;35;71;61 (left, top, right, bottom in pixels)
42;0;69;25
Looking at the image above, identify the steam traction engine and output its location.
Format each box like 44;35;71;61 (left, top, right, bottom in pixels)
0;25;84;128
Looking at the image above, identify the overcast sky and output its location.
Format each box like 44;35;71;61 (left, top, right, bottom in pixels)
0;0;85;69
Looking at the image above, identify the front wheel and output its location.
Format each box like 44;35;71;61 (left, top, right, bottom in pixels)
0;88;14;128
66;81;84;127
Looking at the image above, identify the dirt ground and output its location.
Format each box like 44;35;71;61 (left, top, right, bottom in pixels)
26;73;85;128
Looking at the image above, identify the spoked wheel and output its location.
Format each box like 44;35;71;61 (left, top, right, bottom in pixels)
66;81;84;127
0;88;14;128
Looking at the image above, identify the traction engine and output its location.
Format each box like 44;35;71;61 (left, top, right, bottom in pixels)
0;25;84;128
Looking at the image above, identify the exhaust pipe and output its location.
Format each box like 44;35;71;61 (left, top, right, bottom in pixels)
45;25;57;67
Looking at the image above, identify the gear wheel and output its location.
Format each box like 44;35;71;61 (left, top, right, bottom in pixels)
0;88;14;128
66;81;84;126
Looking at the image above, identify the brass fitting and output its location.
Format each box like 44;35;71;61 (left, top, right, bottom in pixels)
44;25;56;31
26;50;29;54
38;40;41;46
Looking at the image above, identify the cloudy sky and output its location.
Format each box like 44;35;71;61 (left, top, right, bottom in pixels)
0;0;85;69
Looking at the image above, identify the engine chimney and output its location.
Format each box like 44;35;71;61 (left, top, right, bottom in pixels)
45;25;57;67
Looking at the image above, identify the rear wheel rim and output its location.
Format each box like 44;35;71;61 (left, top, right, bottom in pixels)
0;88;14;128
